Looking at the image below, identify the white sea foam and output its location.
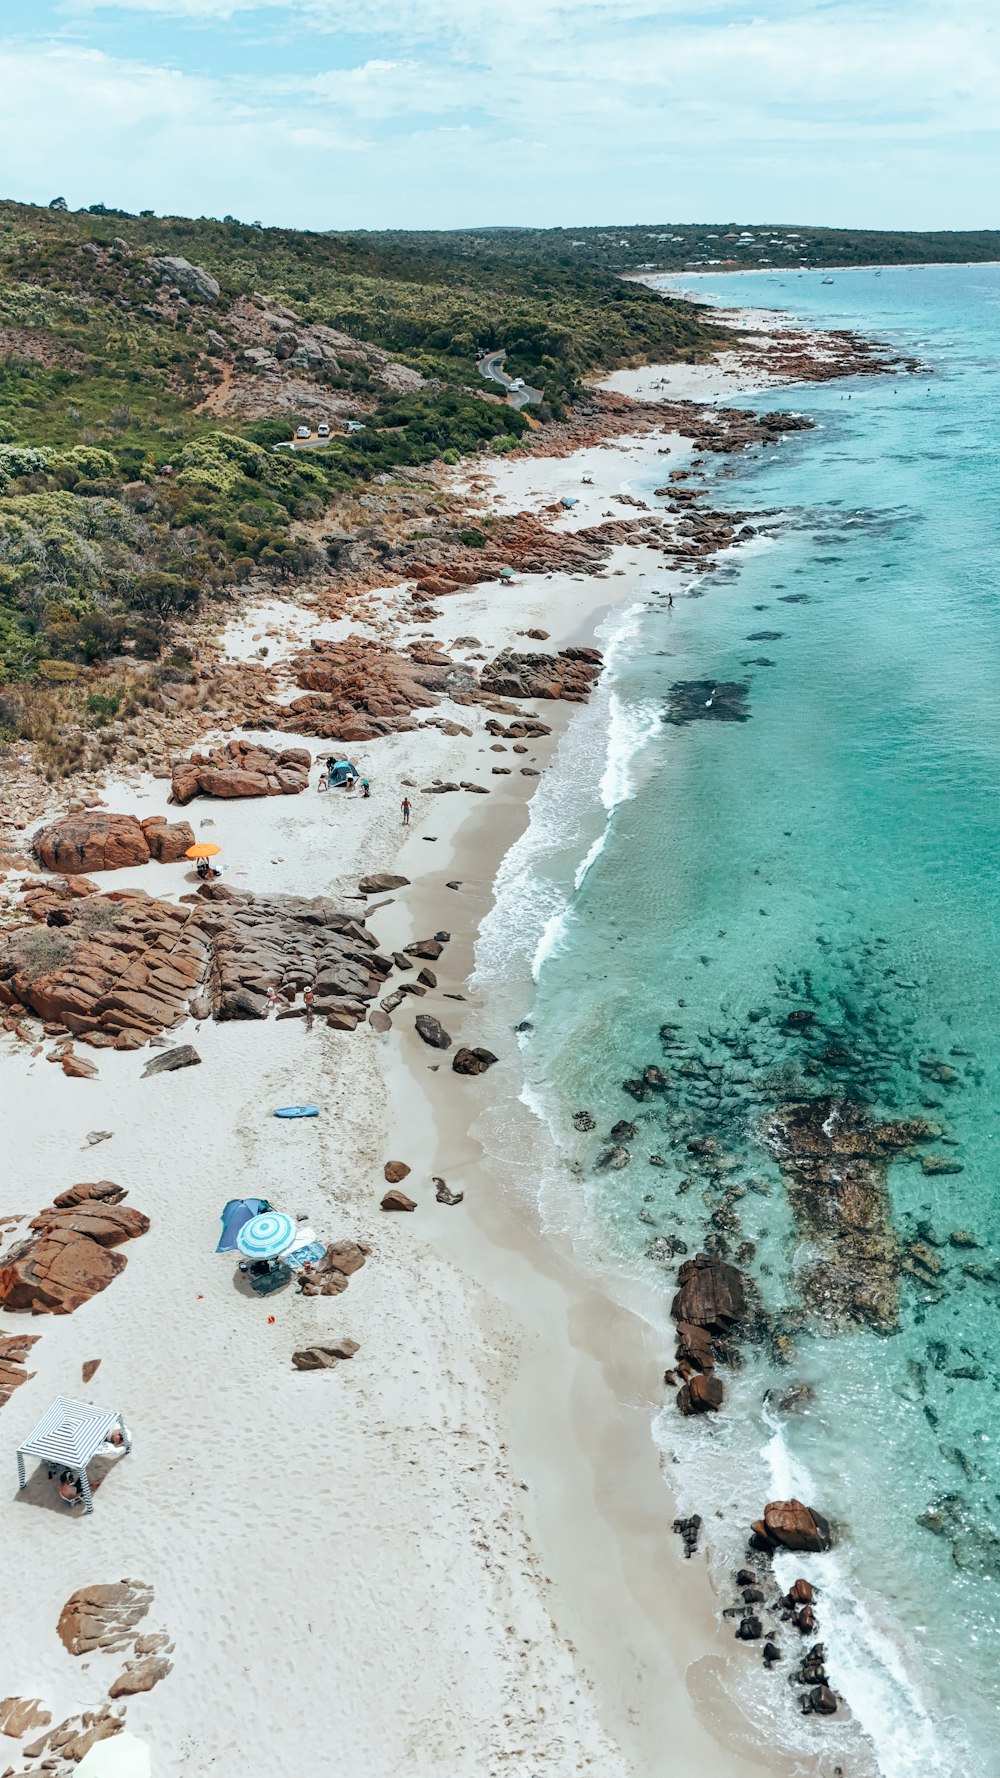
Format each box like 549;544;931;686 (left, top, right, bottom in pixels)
474;597;660;991
761;1417;967;1778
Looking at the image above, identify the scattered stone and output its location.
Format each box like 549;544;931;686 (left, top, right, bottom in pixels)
920;1155;964;1175
736;1615;763;1641
434;1177;464;1206
572;1111;596;1131
596;1146;630;1169
415;1014;451;1050
108;1654;172;1697
452;1046;498;1075
292;1339;359;1371
141;1044;201;1078
381;1189;416;1212
62;1047;99;1079
417;968;437;988
949;1229;979;1248
383;1161;411;1184
81;1359;101;1384
673;1514;702;1557
359;873;410;895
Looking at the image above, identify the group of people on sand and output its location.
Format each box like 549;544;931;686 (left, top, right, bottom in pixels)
51;1427;127;1508
320;757;370;796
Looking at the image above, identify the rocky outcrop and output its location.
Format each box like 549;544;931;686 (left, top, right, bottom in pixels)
752;1500;833;1554
0;883;388;1048
766;1097;936;1330
278;635;453;741
0;1188;149;1315
149;256;220;303
33;811;188;875
58;1580;154;1654
479;646;602;703
171;739;310;804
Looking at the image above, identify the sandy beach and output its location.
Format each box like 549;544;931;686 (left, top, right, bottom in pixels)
0;386;805;1778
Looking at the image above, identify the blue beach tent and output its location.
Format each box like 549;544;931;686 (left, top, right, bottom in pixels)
328;759;359;786
216;1197;270;1253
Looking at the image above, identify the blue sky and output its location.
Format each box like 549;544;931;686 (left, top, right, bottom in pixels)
0;0;996;230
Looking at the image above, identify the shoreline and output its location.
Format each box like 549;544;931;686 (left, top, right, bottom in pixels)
0;328;866;1776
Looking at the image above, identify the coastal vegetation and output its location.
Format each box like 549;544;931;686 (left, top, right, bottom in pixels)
0;198;727;715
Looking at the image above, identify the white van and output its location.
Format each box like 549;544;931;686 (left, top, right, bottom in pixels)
317;421;330;438
296;425;310;440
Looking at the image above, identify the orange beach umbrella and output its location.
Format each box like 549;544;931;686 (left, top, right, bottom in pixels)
185;843;222;860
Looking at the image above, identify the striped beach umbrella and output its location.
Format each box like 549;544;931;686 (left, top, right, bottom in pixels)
236;1211;297;1261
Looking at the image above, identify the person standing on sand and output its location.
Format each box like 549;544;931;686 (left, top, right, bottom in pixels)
401;796;411;826
304;987;315;1028
667;591;674;608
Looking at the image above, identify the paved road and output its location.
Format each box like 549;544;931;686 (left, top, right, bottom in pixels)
477;349;543;409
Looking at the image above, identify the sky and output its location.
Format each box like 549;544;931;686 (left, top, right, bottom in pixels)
0;0;997;231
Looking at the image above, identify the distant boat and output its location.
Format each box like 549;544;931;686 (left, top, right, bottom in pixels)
821;276;835;285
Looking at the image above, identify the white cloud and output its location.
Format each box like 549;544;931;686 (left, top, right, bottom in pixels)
4;2;999;226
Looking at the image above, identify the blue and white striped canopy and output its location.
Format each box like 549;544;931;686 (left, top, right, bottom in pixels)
236;1211;297;1260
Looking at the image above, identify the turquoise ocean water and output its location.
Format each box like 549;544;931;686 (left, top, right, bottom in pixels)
477;265;1000;1775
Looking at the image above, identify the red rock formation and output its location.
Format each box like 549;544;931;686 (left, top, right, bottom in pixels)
170;739;311;804
671;1252;746;1333
58;1581;153;1655
34;813;151;875
1;1192;149;1315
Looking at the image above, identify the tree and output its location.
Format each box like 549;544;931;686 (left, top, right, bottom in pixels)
48;196;68;212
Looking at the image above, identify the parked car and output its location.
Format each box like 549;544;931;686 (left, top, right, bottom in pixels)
296;425;311;440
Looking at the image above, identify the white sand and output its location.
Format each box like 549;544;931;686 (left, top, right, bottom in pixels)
0;423;784;1777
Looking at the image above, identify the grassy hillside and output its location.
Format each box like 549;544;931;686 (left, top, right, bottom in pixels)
0;198;729;708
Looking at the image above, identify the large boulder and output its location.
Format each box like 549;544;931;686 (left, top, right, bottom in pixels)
149;255;220;303
34;812;150;875
170;740;311;804
415;1014;451;1050
671;1252;746;1333
677;1373;724;1414
452;1047;498;1076
140;817;195;863
753;1499;833;1553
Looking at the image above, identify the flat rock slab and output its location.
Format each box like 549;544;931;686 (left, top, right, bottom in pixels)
292;1339;359;1370
58;1581;153;1655
381;1189;416;1212
142;1044;201;1078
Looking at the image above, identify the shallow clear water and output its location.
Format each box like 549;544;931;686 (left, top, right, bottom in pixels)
484;265;1000;1775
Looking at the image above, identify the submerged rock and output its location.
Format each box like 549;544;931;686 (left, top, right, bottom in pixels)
765;1097;935;1331
664;680;750;725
